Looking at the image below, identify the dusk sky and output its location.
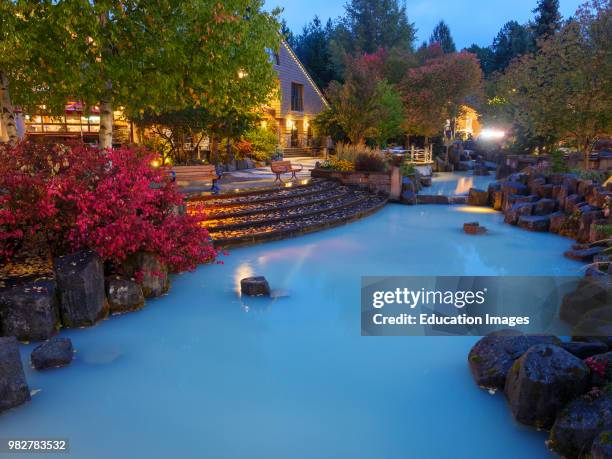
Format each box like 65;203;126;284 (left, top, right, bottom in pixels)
266;0;584;49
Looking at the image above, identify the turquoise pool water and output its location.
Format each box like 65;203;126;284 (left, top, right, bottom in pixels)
3;204;582;459
427;172;495;196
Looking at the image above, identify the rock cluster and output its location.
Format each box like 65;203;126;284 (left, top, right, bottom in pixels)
469;332;612;458
0;248;171;413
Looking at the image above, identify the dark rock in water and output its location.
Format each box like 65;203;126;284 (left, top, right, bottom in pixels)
592;430;612;459
492;191;503;210
463;222;487;235
123;252;170;298
240;277;271;297
54;250;108;327
564;246;605;262
561;341;609;359
0;337;30;412
400;190;417;205
549;212;567;234
505;344;589;428
0;280;59;341
468;333;561;390
534;198;556;216
417;195;450;205
561;277;612;325
549;393;612;458
467;188;489;206
504;203;533;225
518;214;551;232
105;278;145;314
420;176;432;187
30;336;74;370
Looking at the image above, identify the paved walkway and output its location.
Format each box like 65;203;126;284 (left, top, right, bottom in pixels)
182;157;321;193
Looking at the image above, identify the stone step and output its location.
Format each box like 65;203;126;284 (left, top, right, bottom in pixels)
206;192;368;232
201;180;338;208
202;186;351;219
211;195;387;248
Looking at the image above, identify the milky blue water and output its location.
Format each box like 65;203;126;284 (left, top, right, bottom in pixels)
426;171;495;196
3;204;582;459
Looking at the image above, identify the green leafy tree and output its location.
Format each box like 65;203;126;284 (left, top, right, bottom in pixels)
2;0;280;149
500;0;611;163
373;80;405;147
429;21;456;53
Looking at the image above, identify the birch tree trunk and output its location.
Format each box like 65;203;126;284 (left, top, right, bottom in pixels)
99;97;113;149
0;69;19;145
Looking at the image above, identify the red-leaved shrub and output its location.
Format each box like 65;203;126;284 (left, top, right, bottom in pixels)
0;142;216;272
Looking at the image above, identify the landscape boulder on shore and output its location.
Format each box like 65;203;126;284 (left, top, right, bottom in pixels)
0;279;59;341
54;250;108;327
504;344;589;428
123;252;170;298
467;188;489;206
0;337;30;413
105;278;145;314
468;332;560;390
560;277;612;325
30;336;74;370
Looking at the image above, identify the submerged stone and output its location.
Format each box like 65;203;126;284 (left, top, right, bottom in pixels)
31;337;74;370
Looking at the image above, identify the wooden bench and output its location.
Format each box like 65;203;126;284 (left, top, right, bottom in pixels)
171;165;222;193
270;160;303;184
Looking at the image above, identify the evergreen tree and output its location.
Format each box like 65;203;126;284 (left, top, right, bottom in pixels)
491;21;531;73
532;0;562;45
429;21;456;53
293;16;334;89
342;0;416;53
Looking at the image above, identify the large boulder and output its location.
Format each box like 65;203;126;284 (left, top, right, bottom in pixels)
549;212;568;234
400;190;417;205
505;344;589;428
467;188;489;206
30;336;74;370
502;181;529;197
105;278;145;314
578;210;605;243
54;250;108;328
565;194;585;213
560;277;612;325
240;277;271;297
549;393;612;458
534;198;556;216
562;341;609;359
504;203;533;225
592;430;612;459
123;252;170;298
0;337;30;412
468;332;560;390
564;246;605;262
0;280;59;341
518;215;551;232
536;183;554;199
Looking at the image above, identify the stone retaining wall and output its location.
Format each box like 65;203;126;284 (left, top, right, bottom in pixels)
311;169;391;195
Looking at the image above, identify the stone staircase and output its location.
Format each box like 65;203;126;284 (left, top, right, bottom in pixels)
193;179;387;248
282;147;318;158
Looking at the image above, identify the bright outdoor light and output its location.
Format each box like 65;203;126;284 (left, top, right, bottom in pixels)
479;128;506;140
